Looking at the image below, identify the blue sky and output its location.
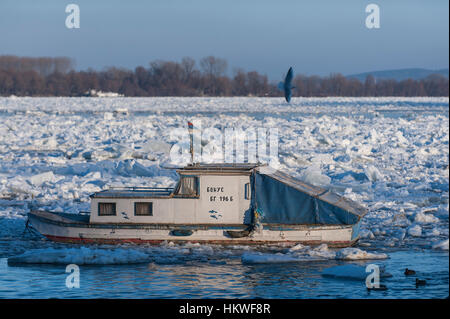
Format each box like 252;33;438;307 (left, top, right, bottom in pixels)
0;0;448;79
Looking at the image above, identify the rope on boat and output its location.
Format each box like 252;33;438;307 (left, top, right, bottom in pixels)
22;218;41;238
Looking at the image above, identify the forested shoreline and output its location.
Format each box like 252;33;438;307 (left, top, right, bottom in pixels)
0;55;448;97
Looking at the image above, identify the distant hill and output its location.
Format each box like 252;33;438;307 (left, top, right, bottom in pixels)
347;68;449;82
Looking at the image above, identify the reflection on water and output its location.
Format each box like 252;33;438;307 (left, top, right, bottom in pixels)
0;249;448;299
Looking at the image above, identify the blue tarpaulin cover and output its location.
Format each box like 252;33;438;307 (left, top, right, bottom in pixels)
253;168;367;225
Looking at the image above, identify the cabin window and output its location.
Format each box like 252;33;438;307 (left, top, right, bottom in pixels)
244;183;251;200
175;176;199;196
134;202;153;216
98;203;116;216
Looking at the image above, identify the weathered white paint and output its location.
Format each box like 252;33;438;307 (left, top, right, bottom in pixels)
28;164;363;247
90;174;252;225
28;212;357;246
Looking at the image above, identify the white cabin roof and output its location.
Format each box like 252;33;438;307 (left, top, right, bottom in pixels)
177;163;263;175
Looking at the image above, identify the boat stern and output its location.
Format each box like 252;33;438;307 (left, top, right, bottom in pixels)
350;219;362;242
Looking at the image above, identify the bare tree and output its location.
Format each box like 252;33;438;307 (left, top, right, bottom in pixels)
200;56;227;77
181;57;196;83
199;56;228;95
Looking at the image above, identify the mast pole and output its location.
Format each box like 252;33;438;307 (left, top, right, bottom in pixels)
188;121;194;164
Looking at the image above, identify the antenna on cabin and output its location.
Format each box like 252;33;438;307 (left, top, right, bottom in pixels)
188;121;194;164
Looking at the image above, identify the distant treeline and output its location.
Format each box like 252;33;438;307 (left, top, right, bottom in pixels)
0;55;448;97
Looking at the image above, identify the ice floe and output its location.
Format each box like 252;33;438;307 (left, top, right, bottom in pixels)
407;225;423;237
335;248;388;260
241;245;388;264
7;247;151;265
414;211;440;224
432;239;449;250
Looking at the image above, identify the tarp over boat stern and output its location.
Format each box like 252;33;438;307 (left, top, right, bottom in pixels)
253;167;368;225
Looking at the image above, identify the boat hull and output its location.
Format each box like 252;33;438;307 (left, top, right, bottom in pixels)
28;210;360;247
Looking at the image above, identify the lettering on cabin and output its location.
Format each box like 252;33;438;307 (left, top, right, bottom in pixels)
209;195;233;202
207;186;233;202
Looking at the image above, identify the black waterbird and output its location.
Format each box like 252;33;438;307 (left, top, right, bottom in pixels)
404;268;416;275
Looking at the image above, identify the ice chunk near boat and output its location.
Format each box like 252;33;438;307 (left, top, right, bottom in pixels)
140;139;172;158
241;246;387;264
407;224;423;237
27;171;64;187
299;164;331;187
306;244;336;259
335;248;388;260
288;243;307;251
7;176;40;198
432;239;449;250
414;211;439;224
115;159;156;177
364;165;383;182
7;247;151;265
360;229;375;239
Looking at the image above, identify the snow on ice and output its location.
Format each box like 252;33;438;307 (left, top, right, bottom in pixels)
241;244;388;264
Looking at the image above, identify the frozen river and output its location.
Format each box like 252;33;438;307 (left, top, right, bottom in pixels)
0;97;448;298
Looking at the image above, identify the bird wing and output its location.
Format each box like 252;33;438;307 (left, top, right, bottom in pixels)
285;67;294;87
285;87;292;103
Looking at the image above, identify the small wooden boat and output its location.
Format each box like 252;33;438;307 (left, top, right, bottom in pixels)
27;163;367;247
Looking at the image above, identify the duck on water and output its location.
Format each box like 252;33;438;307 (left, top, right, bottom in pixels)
27;162;367;247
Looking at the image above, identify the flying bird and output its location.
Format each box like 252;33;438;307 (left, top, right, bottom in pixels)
278;67;295;103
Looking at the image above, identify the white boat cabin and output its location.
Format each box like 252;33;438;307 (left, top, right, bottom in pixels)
90;163;257;225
